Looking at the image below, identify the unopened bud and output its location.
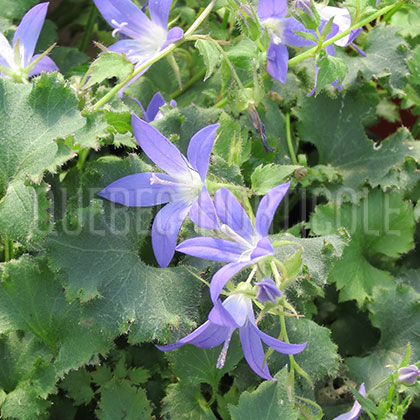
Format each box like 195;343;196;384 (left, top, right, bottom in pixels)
294;0;314;19
292;0;320;30
397;365;420;386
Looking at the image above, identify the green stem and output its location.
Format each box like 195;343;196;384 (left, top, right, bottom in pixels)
280;313;313;388
295;396;324;420
91;0;218;110
208;38;245;89
76;148;90;171
285;113;298;165
3;234;13;262
170;67;206;99
288;2;400;66
79;5;97;52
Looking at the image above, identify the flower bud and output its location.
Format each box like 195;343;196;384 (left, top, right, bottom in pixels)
397;365;420;386
256;278;282;304
292;0;320;30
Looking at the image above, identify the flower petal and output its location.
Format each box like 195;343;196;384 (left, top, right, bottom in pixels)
0;33;15;69
176;237;245;263
209;299;240;328
214;188;253;242
187;123;219;182
146;91;166;121
98;172;177;206
333;383;365;420
156;320;229;351
255;182;290;237
250;237;274;259
189;187;220;230
258;0;288;21
240;322;274;380
161;26;184;50
148;0;173;28
266;41;288;83
108;39;150;64
93;0;153;38
131;113;190;179
210;261;253;304
13;2;48;68
317;5;358;47
282;17;315;47
251;323;307;355
210;294;254;328
28;55;59;77
152;199;191;267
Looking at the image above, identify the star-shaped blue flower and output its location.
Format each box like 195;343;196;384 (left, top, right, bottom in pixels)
98;113;219;267
93;0;183;91
0;2;58;80
176;183;290;304
257;0;315;83
157;292;306;380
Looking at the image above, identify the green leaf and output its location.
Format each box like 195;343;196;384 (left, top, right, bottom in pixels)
0;182;50;249
83;52;134;89
60;369;94;406
390;3;420;38
296;85;420;191
339;25;409;91
165;335;243;388
96;379;152;420
315;55;347;96
227;39;259;70
0;73;84;246
273;232;348;289
407;45;420;86
213;112;250;165
251;164;300;195
195;39;221;81
73;112;110;149
47;156;202;344
0;332;54;420
269;319;340;384
309;189;415;305
346;285;420;398
228;368;299;420
0;256;111;375
162;383;217;420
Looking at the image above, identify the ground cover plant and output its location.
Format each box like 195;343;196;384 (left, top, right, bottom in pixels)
0;0;419;419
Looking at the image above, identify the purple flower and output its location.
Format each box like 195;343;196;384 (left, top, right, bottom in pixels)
256;278;282;304
397;365;420;386
315;4;362;49
93;0;183;91
0;2;58;81
157;292;306;380
131;91;176;122
176;183;290;304
98;113;219;267
257;0;314;82
333;383;366;420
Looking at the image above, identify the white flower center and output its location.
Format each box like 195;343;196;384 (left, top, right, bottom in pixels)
261;17;285;44
129;23;167;63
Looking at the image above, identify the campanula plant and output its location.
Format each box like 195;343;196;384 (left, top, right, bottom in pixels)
0;2;58;82
1;0;418;419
